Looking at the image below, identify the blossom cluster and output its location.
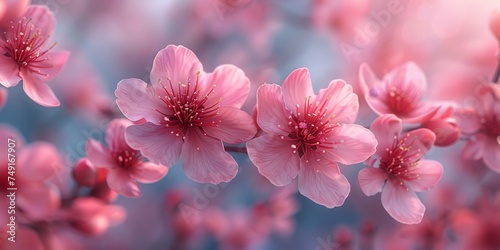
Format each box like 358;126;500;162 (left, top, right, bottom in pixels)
1;0;500;249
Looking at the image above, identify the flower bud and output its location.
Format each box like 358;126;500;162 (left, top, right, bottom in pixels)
422;119;460;147
73;158;97;187
489;8;500;40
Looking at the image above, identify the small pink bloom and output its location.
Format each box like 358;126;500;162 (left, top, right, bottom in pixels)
455;84;500;172
359;62;453;123
115;45;257;184
0;5;69;107
247;68;377;208
358;114;443;224
86;119;168;198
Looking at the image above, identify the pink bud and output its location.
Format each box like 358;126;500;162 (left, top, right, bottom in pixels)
73;158;97;187
490;8;500;40
422;119;460;147
0;0;30;27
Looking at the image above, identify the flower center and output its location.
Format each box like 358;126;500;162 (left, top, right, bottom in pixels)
384;86;416;116
1;17;56;76
379;134;422;188
279;95;341;157
112;148;141;169
156;75;221;138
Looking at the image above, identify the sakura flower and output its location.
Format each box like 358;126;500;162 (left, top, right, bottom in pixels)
247;68;377;208
455;84;500;172
115;45;257;184
358;114;443;224
86;119;168;198
0;5;69;107
359;62;453;123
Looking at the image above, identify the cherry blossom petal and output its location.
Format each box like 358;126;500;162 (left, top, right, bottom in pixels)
358;167;387;196
370;114;402;157
406;160;443;192
483;139;500;173
125;123;183;167
404;103;454;123
324;123;377;165
381;182;425;224
23;5;56;39
203;106;257;144
298;153;350;208
0;88;7;109
38;51;70;81
107;168;141;198
18;183;60;220
247;133;300;186
255;84;290;135
359;63;391;115
18;142;60;182
462;135;486;160
200;64;251;108
150;45;203;88
105;119;133;150
281;67;314;111
404;128;436;158
455;108;481;135
20;67;60;107
386;62;427;100
86;139;114;168
181;129;238;184
131;162;168;184
115;78;169;124
315;80;359;124
0;53;21;87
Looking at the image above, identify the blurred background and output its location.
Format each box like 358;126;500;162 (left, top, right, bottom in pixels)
1;0;500;249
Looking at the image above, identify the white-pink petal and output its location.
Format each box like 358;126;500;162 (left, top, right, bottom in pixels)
200;64;251;109
203;106;257;144
115;78;169;124
181;129;238;184
298;153;350;208
315;80;359;124
150;45;203;88
255;84;290;136
125;123;183;167
381;182;425;224
281;67;314;111
20;68;60;107
324;123;377;165
406;160;443;192
131;162;168;184
358;167;387;196
107;168;141;198
247;133;300;186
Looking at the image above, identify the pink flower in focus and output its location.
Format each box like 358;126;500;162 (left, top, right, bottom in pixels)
0;5;69;107
115;45;257;184
455;84;500;172
358;114;443;224
359;62;453;123
247;68;377;208
86;119;168;198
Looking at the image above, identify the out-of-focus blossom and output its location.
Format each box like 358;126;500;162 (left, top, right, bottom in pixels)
62;197;126;236
86;119;168;198
358;114;442;224
455;84;500;172
0;0;29;27
359;62;453;123
247;67;377;208
312;0;369;39
490;8;500;40
115;45;256;184
0;5;69;107
0;87;6;109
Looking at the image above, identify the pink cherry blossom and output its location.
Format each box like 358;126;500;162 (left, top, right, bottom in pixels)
0;5;69;107
455;84;500;172
86;119;168;198
247;67;377;208
359;62;453;123
115;45;257;184
358;114;443;224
